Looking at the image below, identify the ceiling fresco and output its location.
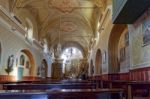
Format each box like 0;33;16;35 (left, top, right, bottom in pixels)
10;0;108;57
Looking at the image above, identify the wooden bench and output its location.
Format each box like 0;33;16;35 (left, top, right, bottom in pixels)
0;89;124;99
127;81;150;99
3;83;97;90
101;80;150;99
96;80;150;99
0;79;91;84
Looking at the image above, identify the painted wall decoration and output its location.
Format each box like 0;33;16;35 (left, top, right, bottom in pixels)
20;55;25;66
143;17;150;45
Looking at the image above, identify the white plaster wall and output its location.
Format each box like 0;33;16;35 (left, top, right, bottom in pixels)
0;23;43;76
128;14;150;69
89;9;113;75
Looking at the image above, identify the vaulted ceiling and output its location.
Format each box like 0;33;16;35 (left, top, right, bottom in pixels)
10;0;107;57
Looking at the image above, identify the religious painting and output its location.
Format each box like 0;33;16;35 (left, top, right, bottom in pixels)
120;47;126;62
103;51;106;63
143;17;150;45
26;61;30;69
125;32;129;46
7;55;15;68
20;55;25;66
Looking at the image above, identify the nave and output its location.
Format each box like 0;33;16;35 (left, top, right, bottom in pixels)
0;78;150;99
0;0;150;99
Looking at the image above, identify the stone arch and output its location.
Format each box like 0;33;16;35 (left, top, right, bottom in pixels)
95;49;102;75
20;49;36;76
108;24;127;73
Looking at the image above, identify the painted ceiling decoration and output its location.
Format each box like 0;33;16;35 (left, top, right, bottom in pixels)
48;0;79;13
61;21;77;32
11;0;108;57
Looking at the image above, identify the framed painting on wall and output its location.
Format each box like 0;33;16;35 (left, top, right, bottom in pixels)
143;17;150;46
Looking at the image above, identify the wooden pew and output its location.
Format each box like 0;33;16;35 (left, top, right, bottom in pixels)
127;81;150;99
60;79;91;83
0;89;124;99
3;83;97;90
99;80;128;98
0;80;60;84
97;80;150;99
0;79;91;84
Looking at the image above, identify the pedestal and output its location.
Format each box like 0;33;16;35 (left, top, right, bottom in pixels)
51;58;63;80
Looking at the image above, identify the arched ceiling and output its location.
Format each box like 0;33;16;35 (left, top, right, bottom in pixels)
10;0;106;57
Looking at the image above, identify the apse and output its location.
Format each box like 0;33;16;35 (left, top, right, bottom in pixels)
61;47;83;78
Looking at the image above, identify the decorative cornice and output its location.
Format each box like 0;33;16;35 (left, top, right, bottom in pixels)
0;5;26;35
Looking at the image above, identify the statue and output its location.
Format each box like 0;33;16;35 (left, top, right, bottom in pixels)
5;55;14;75
54;43;62;59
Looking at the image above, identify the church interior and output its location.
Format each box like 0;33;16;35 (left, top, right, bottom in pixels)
0;0;150;99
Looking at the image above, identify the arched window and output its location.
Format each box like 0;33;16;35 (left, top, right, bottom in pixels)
20;55;25;66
